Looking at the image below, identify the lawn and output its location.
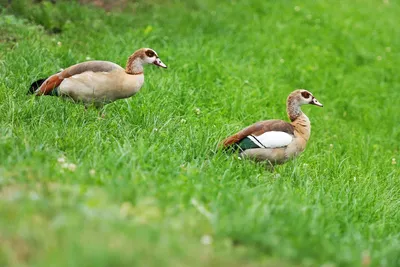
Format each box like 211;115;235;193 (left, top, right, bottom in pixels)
0;0;399;266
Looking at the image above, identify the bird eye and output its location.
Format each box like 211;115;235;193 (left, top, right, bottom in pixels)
301;91;311;98
145;50;155;57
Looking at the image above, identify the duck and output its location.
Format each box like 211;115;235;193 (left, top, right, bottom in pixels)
28;48;167;107
220;89;323;167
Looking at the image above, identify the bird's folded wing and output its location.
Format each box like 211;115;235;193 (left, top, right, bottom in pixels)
221;119;294;147
37;61;124;95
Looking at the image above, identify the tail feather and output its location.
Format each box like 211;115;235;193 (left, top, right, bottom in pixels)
36;74;64;96
27;78;47;94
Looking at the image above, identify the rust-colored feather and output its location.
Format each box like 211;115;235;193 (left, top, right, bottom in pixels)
37;74;65;95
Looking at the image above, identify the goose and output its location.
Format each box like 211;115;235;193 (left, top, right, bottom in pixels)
220;89;323;167
28;48;167;107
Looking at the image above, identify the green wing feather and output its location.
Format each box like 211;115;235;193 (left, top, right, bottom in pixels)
237;137;259;151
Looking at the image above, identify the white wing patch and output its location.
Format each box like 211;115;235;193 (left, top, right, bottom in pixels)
248;131;293;148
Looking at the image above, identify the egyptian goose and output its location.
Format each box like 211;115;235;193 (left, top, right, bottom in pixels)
28;48;167;107
221;90;323;166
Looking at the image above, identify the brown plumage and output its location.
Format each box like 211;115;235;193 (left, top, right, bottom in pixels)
221;89;323;166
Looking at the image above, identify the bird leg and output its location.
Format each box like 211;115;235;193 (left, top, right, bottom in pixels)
264;161;275;172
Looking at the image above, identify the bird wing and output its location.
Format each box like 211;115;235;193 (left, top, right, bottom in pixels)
37;61;124;95
247;131;293;148
221;120;295;149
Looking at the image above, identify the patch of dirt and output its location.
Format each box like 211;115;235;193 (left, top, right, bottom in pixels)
0;234;32;265
13;0;132;11
79;0;129;11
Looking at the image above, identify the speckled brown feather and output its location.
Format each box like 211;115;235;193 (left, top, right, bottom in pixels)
286;91;303;121
125;49;146;74
221;120;295;147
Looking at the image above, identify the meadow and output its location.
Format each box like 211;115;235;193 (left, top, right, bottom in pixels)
0;0;399;266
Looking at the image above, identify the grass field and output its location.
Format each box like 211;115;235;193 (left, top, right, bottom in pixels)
0;0;399;266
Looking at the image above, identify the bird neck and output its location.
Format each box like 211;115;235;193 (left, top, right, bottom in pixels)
291;113;311;141
287;96;303;122
287;96;311;141
126;54;144;75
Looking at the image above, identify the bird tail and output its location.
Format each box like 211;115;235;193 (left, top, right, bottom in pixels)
27;78;47;95
27;74;62;96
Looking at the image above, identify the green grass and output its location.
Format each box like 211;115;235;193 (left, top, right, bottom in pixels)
0;0;399;266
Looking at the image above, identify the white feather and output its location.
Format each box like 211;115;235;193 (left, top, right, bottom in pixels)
248;131;293;148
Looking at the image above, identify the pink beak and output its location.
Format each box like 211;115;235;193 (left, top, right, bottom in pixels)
311;97;323;107
153;58;167;68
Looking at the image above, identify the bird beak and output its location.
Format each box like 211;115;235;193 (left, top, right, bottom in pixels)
311;97;323;107
153;58;167;68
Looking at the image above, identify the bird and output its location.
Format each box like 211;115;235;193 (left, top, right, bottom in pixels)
28;48;167;108
220;89;323;168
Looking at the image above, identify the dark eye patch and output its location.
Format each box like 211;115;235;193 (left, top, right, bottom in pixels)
301;91;311;98
145;50;155;57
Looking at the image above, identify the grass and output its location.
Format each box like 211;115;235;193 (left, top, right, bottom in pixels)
0;0;399;266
